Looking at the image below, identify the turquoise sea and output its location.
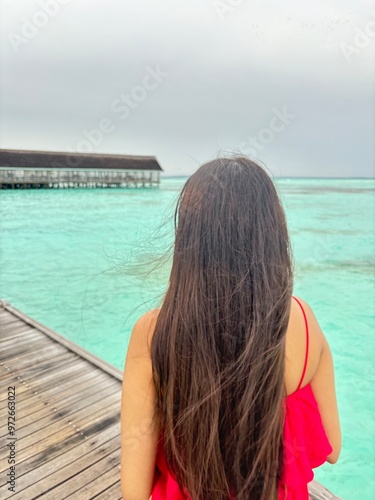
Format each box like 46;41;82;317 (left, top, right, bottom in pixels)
1;178;374;499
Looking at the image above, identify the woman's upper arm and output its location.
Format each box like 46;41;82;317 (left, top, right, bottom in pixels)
305;303;342;464
120;310;160;500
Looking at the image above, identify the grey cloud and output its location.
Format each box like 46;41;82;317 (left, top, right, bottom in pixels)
0;0;373;176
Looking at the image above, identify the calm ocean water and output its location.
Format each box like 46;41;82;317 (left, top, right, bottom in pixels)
1;177;374;498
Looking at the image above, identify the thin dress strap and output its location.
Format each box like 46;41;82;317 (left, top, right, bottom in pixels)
292;296;309;391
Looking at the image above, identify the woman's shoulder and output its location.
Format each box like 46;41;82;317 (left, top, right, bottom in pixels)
291;296;326;354
133;308;160;330
128;308;160;357
285;296;325;394
132;301;326;394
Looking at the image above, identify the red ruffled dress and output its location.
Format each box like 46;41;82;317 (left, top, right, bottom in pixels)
151;297;333;499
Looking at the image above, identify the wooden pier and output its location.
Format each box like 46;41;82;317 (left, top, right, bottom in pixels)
0;299;123;499
0;300;342;499
0;149;163;189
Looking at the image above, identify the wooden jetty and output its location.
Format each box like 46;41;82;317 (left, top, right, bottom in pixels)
0;299;123;499
0;149;163;189
0;299;342;499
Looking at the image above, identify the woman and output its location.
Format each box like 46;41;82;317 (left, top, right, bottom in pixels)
120;156;341;499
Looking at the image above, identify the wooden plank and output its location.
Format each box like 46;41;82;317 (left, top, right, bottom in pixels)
0;422;120;496
0;371;116;430
0;397;120;466
308;480;343;500
5;377;119;441
0;306;21;317
0;350;76;384
0;313;24;325
0;348;74;377
0;352;75;394
67;465;121;499
0;330;46;349
8;439;120;499
10;393;120;455
2;367;108;418
89;480;122;500
0;358;95;402
1;301;123;381
0;366;100;419
5;378;118;433
0;406;120;478
0;344;67;371
0;324;41;340
0;319;30;334
5;362;117;415
31;447;121;500
1;353;88;394
14;365;111;411
0;370;115;445
0;337;53;361
6;419;120;485
5;338;62;359
0;310;20;322
0;323;29;338
0;398;120;488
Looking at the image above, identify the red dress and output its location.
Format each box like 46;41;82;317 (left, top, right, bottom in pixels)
151;297;333;499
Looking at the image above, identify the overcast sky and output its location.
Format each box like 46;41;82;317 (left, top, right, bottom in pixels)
0;0;374;176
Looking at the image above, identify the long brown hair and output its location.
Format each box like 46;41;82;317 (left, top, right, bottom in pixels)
151;156;293;499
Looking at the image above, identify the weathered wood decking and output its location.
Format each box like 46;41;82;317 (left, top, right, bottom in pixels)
0;299;342;499
0;299;123;499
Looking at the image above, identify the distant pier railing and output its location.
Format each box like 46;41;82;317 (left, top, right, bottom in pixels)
0;168;160;189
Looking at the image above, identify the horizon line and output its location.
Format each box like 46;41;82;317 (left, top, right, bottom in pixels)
160;174;375;180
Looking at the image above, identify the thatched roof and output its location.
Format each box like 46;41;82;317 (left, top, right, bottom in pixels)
0;149;163;171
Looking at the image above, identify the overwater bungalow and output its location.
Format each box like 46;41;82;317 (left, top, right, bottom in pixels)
0;149;163;189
